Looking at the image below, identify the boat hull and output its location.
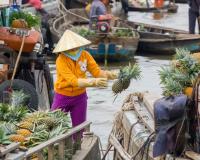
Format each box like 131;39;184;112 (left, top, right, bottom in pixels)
86;46;136;62
138;38;200;54
175;0;187;3
128;4;178;13
121;0;178;13
124;20;200;54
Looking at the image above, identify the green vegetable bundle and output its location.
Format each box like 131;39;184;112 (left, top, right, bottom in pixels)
114;28;135;37
72;26;96;38
9;11;41;28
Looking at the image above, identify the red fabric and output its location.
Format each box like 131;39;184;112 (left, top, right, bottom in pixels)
154;0;164;8
28;0;42;9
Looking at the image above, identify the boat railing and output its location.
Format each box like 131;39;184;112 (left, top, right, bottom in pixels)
4;121;92;160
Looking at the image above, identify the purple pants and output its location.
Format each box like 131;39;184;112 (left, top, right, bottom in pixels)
51;92;88;128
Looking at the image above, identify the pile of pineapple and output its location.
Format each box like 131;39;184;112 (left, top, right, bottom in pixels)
0;102;70;148
112;63;141;95
158;48;200;97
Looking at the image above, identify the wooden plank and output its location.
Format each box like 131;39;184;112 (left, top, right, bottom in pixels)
72;135;101;160
58;141;65;160
26;121;91;157
0;143;20;157
109;134;131;160
76;132;82;150
4;151;25;160
37;152;44;160
65;136;73;155
132;96;155;132
48;145;54;160
185;151;200;160
142;93;162;117
198;85;200;114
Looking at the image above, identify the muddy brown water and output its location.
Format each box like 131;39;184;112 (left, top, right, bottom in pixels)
50;3;194;159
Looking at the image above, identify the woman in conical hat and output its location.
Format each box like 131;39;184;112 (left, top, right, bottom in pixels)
51;30;117;134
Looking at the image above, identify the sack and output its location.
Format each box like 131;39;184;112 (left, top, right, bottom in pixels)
153;94;188;157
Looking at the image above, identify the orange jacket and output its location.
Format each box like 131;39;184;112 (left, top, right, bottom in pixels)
54;50;101;96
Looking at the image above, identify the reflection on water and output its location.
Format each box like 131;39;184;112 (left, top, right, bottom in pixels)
153;12;164;20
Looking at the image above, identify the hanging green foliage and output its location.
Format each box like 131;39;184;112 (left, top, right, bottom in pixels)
9;11;41;28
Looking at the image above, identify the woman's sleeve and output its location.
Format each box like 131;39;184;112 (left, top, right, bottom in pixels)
86;52;101;78
56;56;78;87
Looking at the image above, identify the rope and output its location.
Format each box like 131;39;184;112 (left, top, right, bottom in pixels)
10;34;26;88
101;144;113;160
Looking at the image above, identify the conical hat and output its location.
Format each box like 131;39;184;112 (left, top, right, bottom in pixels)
53;30;91;53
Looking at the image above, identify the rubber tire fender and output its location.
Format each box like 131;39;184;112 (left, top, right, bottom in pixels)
0;79;38;111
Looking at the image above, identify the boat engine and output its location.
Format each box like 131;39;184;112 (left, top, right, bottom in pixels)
90;14;112;33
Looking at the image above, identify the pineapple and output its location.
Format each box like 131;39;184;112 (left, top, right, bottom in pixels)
9;134;25;142
0;104;28;122
158;48;200;97
23;111;49;124
0;128;11;145
17;129;32;137
112;63;141;95
34;125;48;132
112;79;124;94
162;78;183;97
38;117;58;129
183;87;193;97
191;52;200;63
19;122;34;130
0;122;16;135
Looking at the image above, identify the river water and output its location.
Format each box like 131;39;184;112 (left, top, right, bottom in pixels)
51;3;193;159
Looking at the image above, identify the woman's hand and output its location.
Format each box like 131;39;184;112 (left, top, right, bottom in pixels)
98;70;119;80
78;78;108;88
95;78;108;87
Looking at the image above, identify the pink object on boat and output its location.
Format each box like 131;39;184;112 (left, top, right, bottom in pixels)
28;0;42;9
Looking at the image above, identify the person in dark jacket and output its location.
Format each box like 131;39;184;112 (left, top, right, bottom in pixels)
188;0;200;34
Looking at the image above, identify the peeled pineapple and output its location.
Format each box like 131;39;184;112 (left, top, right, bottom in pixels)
17;129;32;137
9;134;25;142
112;63;141;95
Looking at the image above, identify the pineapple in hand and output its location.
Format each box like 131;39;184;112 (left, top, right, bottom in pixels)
112;63;141;95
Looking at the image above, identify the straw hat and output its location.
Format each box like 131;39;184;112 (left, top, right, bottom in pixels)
53;30;91;53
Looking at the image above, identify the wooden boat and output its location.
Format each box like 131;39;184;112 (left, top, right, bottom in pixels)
121;0;178;13
50;3;139;61
109;91;200;160
175;0;187;3
50;1;200;55
118;20;200;54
